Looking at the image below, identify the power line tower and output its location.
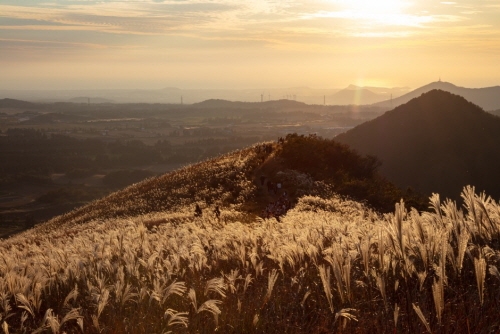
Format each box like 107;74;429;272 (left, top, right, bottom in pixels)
261;94;263;103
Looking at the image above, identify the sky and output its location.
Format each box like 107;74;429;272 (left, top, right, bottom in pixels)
1;0;500;90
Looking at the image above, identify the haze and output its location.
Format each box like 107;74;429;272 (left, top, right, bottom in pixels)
1;0;499;90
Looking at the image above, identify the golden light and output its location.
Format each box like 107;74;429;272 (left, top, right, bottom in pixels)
342;0;410;15
327;0;419;27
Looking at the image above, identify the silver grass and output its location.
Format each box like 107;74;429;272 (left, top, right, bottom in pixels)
96;288;109;319
204;277;226;299
432;278;444;325
118;283;138;307
35;308;59;334
91;314;100;332
489;265;500;281
417;271;427;291
456;231;469;276
263;269;279;306
1;321;8;334
162;280;187;304
301;290;311;308
429;192;443;225
412;303;431;333
224;269;240;294
60;308;83;329
357;237;371;277
188;288;197;312
372;270;387;309
0;292;12;319
197;299;222;327
164;308;189;329
31;282;43;314
243;274;253;293
253;313;259;327
318;265;334;313
474;256;486;305
343;255;352;303
394;303;400;328
327;253;346;304
14;293;34;319
197;299;222;316
334;308;358;324
378;229;387;275
62;285;78;309
20;311;28;331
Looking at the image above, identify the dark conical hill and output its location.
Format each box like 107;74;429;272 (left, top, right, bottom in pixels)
336;89;500;200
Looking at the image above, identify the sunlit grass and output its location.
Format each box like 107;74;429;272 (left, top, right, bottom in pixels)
1;140;499;333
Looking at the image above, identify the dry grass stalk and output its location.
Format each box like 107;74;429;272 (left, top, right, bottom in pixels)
474;256;486;305
412;303;431;333
432;278;444;325
318;265;334;313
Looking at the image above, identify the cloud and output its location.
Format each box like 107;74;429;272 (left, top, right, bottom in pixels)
0;0;499;55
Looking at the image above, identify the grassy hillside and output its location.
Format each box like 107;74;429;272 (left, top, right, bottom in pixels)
1;136;498;333
37;134;422;234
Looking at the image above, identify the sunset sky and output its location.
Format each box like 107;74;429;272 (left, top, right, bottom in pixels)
1;0;499;90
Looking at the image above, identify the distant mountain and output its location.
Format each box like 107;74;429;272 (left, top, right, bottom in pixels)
336;90;500;200
373;81;500;111
329;85;410;105
192;98;308;109
69;96;114;104
0;87;338;104
0;98;39;109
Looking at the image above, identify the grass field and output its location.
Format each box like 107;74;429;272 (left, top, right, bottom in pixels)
1;139;499;333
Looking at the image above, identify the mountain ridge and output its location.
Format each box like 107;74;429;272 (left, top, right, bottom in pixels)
373;81;500;111
336;89;500;200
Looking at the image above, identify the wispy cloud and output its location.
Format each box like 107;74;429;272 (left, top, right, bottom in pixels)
1;0;499;89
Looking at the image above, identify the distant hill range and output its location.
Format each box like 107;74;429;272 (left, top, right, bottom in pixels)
329;85;409;105
69;96;114;104
192;98;308;109
0;85;408;105
373;81;500;111
0;98;39;109
336;90;500;201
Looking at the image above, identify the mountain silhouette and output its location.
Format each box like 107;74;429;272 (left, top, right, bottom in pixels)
69;96;114;104
373;81;500;111
192;98;307;109
329;85;409;105
336;89;500;200
0;98;39;109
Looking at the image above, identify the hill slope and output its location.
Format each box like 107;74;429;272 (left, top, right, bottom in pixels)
373;81;500;111
0;98;40;109
336;89;500;200
36;134;421;235
1;135;500;333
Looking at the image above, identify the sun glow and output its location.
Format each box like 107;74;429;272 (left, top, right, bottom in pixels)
316;0;422;27
342;0;411;15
